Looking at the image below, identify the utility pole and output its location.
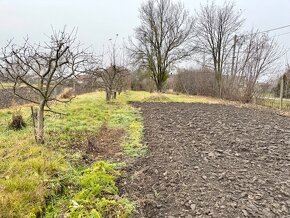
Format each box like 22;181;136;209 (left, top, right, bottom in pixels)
231;35;237;76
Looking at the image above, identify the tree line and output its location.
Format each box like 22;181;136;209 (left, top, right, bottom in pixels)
130;0;282;102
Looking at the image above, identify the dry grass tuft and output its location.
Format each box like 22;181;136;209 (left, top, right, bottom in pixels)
142;93;172;102
58;88;75;99
9;115;26;130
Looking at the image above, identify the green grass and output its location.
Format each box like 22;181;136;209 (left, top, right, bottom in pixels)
0;82;13;89
0;108;68;217
66;161;134;218
0;90;219;217
0;91;143;217
0;82;28;89
256;97;290;110
44;92;146;157
119;90;224;104
45;161;134;218
258;92;275;98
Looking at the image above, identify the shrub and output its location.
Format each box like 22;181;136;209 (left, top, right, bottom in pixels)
173;68;217;96
9;114;26;130
58;88;75;99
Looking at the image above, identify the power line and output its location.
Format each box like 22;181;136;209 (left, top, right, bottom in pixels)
260;24;290;34
242;24;290;37
277;31;290;37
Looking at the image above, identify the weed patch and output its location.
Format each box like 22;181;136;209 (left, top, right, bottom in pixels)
46;161;134;217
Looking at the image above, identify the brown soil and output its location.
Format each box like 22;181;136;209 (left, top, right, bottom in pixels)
120;102;290;218
71;125;125;164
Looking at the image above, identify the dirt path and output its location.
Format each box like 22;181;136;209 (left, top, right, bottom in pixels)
120;102;290;218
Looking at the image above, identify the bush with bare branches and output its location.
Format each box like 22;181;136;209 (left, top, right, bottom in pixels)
58;87;75;99
173;68;216;96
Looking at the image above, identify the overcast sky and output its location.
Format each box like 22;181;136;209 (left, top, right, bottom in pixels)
0;0;290;68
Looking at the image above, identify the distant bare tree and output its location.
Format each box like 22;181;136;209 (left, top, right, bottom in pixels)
129;0;196;92
0;28;92;144
230;31;282;102
196;1;243;96
96;66;128;101
94;35;129;101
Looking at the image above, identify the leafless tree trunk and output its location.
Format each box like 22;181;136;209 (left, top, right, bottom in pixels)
195;1;243;96
0;27;92;144
37;100;45;144
129;0;196;92
105;88;111;101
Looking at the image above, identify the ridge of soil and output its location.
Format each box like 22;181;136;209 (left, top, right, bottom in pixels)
120;102;290;218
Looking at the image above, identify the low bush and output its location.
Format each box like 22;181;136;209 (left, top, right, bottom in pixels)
9;114;26;130
58;88;75;99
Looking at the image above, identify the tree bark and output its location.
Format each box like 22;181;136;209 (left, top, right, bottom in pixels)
36;101;45;144
215;72;222;97
156;80;164;92
106;90;112;101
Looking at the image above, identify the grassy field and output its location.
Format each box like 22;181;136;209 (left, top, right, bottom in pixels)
0;91;220;217
0;82;28;89
0;82;13;89
256;97;290;110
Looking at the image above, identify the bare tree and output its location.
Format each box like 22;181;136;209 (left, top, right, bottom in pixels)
94;35;129;101
129;0;196;92
0;28;91;144
196;1;243;96
230;31;282;102
97;66;129;101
